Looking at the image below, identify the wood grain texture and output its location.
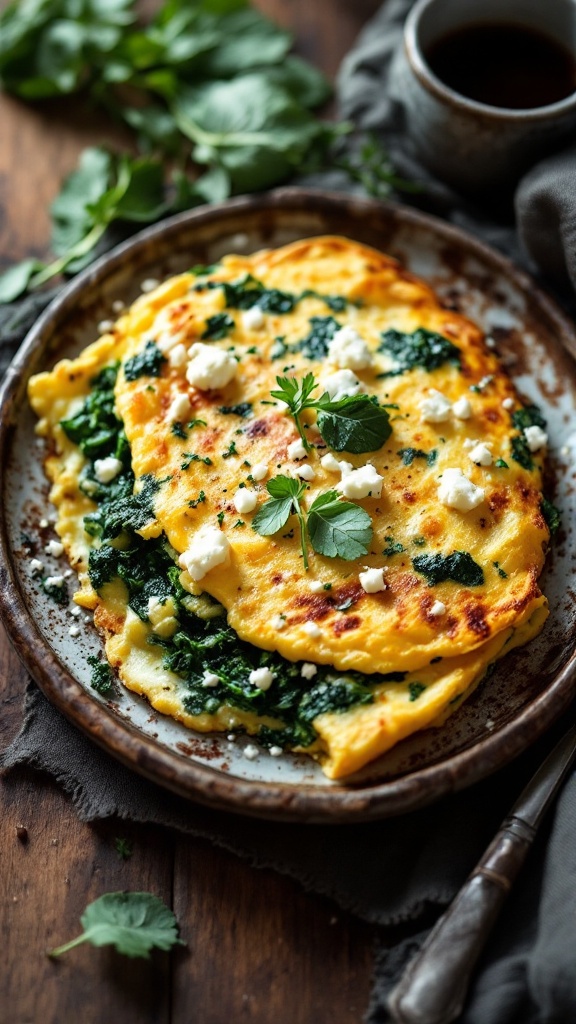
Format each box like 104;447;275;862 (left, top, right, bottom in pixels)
0;1;381;1020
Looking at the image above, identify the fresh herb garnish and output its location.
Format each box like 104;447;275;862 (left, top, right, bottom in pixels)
382;536;405;556
114;838;133;861
412;551;484;587
271;372;392;454
494;458;508;468
123;341;166;381
201;312;235;340
171;421;188;439
541;496;561;536
48;892;183;959
252;476;372;568
188;491;206;508
397;447;437;467
88;655;116;697
335;132;422;199
378;328;460;376
218;402;253;418
222;441;238;459
181;453;212;469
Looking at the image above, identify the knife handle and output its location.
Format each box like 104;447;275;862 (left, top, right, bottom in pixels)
387;816;535;1024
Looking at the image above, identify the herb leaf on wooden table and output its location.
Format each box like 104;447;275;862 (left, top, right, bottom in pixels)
48;891;183;959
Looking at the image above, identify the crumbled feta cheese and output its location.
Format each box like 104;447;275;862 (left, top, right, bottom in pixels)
420;389;452;423
452;396;472;420
485;336;496;349
45;575;64;587
502;397;515;411
468;442;493;467
327;325;373;370
475;375;493;391
309;580;325;594
179;525;231;581
524;425;548;452
94;456;123;484
63;570;73;579
227;734;236;742
359;567;387;593
271;614;287;631
249;667;275;691
243;744;260;761
201;670;220;688
69;625;81;638
251;462;268;482
157;329;182;353
301;662;318;679
29;559;44;575
338;464;383;499
112;299;125;314
234;488;258;514
269;746;283;757
168;344;188;368
186;342;237;390
97;319;115;334
295;464;316;481
169;393;192;421
322;368;364;401
287;439;307;460
438;468;485;511
302;621;322;638
69;605;81;617
429;600;446;617
39;518;49;529
242;306;265;331
320;453;341;473
45;539;64;557
463;437;476;450
140;278;159;293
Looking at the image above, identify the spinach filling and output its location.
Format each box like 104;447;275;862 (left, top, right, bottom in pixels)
412;551;484;587
62;363;419;750
378;328;461;376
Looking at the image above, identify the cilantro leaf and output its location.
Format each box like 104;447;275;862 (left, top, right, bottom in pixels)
48;891;183;959
307;490;372;560
316;394;392;454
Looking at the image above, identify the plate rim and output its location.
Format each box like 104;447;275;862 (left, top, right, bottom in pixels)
1;186;576;823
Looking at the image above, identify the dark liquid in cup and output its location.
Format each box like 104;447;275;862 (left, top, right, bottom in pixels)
425;23;576;109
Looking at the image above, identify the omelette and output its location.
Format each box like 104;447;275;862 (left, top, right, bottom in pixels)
28;236;553;779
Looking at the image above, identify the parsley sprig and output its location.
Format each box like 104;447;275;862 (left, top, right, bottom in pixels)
48;891;183;959
271;373;392;454
252;475;372;568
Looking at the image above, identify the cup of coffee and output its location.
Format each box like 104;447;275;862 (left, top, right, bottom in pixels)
389;0;576;194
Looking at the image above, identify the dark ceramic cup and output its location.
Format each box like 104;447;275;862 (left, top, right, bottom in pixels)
389;0;576;195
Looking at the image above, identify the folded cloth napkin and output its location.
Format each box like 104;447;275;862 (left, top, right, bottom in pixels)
3;3;576;1022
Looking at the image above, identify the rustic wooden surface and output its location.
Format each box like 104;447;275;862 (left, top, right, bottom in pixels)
0;1;383;1021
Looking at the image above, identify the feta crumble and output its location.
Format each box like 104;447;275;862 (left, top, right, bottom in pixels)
338;464;383;499
309;580;325;594
45;539;64;557
168;344;188;368
301;662;318;679
295;464;315;481
97;319;115;334
242;306;265;331
420;389;452;423
201;670;220;688
359;567;387;593
168;393;192;421
452;396;472;420
468;442;493;467
269;746;283;757
524;425;548;452
271;614;287;631
429;600;446;617
179;525;231;581
69;625;81;638
94;456;123;484
186;342;237;390
251;462;268;481
438;468;485;511
249;667;275;691
243;744;260;761
234;488;258;514
29;559;44;575
287;438;307;461
140;278;159;293
45;575;64;588
322;368;364;401
302;621;322;638
327;325;373;370
502;397;515;411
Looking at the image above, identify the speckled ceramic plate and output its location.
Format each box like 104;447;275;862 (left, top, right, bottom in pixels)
1;189;576;822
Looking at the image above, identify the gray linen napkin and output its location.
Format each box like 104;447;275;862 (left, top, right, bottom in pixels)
3;3;576;1021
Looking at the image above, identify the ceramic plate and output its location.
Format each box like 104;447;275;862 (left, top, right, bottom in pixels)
1;189;576;822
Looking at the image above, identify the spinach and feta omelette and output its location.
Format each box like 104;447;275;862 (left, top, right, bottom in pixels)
28;236;552;778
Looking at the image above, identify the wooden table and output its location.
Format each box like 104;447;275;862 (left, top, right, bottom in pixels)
0;2;384;1021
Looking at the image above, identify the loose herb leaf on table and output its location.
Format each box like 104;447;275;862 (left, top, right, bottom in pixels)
48;892;183;959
